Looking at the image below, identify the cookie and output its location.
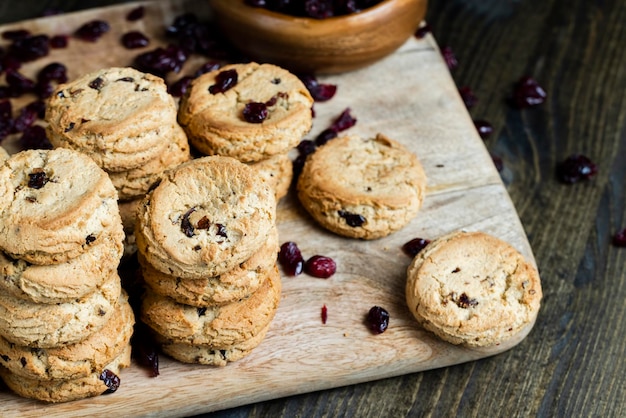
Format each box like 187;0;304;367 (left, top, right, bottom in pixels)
108;122;191;200
405;230;542;347
0;344;131;403
141;226;279;306
0;233;122;304
158;321;271;366
141;264;281;347
135;155;276;279
250;152;293;200
178;62;313;162
45;67;178;172
118;197;142;259
297;133;427;239
0;271;122;348
0;291;134;380
0;148;123;265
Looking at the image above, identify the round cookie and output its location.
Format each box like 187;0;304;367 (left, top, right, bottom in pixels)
0;148;123;265
405;230;542;347
250;152;293;200
297;133;427;240
141;226;279;306
45;66;178;172
0;271;122;348
0;291;134;380
135;155;276;279
158;321;271;366
141;264;281;347
178;62;314;162
0;233;122;304
0;344;131;403
108;123;191;200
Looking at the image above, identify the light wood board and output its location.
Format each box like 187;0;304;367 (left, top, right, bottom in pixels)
0;1;539;416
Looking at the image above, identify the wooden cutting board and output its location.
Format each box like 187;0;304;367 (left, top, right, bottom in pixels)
0;1;539;416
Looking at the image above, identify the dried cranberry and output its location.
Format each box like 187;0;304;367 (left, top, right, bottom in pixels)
243;102;269;123
5;70;35;95
1;54;21;73
557;154;598;184
88;77;105;90
99;369;121;393
474;120;493;139
209;69;238;94
194;61;221;77
181;207;196;237
321;304;328;324
168;76;193;97
441;46;458;70
134;45;188;77
0;100;13;141
314;128;338;146
510;76;547;108
299;74;337;102
459;86;478;108
338;210;366;227
132;323;160;377
166;13;198;38
414;23;432;39
402;238;431;258
49;35;69;48
74;20;110;42
304;255;336;278
127;6;145;21
37;62;68;84
19;125;52;150
27;170;48;189
25;100;46;119
2;29;30;41
366;306;389;334
121;31;150;49
278;241;304;276
34;82;54;99
9;34;50;62
305;0;334;18
612;228;626;247
11;105;38;133
330;108;357;132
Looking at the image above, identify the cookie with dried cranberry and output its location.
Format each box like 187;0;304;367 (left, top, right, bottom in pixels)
45;66;178;172
297;133;427;239
0;233;122;304
135;155;276;279
140;226;278;306
178;62;314;163
0;271;121;348
141;264;281;348
0;291;134;380
158;321;271;366
0;344;131;403
405;230;543;347
0;148;123;265
249;152;293;200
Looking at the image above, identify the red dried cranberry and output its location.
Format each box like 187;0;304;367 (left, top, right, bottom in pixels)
612;228;626;247
459;86;478;108
11;105;38;133
49;34;68;48
27;170;48;189
366;306;389;334
25;100;46;119
278;241;304;276
167;76;193;97
134;45;188;77
321;304;328;324
305;0;334;18
209;69;238;94
127;6;145;21
304;255;336;278
299;74;337;102
8;34;50;62
132;323;160;377
37;62;67;84
194;61;221;77
2;29;30;41
474;120;493;139
99;369;121;393
414;23;432;39
74;20;110;42
34;82;54;99
314;128;338;146
5;70;35;95
338;210;366;227
441;46;458;70
1;54;21;73
510;76;547;108
0;100;13;141
557;154;597;184
180;207;196;237
121;31;150;49
330;108;357;132
243;102;268;123
402;238;431;257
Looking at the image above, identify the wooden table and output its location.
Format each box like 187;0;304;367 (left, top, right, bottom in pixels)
1;0;625;417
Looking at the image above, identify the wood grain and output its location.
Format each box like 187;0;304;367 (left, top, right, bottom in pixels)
0;1;542;417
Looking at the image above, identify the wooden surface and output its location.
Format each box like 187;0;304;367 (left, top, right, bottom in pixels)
0;0;624;417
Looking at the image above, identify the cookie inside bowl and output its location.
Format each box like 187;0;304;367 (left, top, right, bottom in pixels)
210;0;428;74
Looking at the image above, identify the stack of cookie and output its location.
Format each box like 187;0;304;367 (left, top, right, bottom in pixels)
45;66;191;258
178;62;314;200
0;148;134;403
135;156;281;366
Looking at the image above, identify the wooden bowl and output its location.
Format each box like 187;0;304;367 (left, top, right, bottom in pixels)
210;0;428;74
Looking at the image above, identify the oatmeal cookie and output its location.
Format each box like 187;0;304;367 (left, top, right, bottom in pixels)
250;152;293;200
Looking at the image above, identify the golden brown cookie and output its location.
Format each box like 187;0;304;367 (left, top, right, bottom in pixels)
405;230;542;347
140;226;279;306
0;148;123;265
141;264;281;347
250;152;293;200
178;62;313;162
297;133;427;239
135;156;276;279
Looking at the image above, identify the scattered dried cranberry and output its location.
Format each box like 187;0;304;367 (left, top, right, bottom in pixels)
314;128;338;147
127;6;145;21
8;34;50;63
12;105;38;133
180;208;197;237
99;369;121;393
243;102;269;123
166;13;232;58
612;228;626;247
122;31;150;49
414;23;432;39
299;74;337;102
2;29;30;41
209;69;238;94
557;154;597;184
441;46;458;70
321;304;328;324
37;62;68;84
168;76;193;97
459;86;478;108
304;255;336;278
134;45;188;77
510;76;547;108
402;238;431;257
338;210;366;227
5;70;35;96
19;125;52;150
278;241;304;276
474;120;493;139
74;20;110;42
330;107;357;132
194;61;221;77
245;0;384;18
366;306;389;334
132;323;160;377
27;170;48;189
0;100;13;141
49;34;68;48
